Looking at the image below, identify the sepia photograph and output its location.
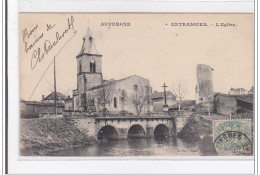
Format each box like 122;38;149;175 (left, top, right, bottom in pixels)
19;13;254;157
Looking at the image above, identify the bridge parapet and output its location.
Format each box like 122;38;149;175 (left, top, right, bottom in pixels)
95;116;176;140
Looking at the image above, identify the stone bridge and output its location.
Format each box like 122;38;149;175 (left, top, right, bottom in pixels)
94;116;176;140
65;112;189;140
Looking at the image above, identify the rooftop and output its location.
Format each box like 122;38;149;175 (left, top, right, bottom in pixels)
87;75;149;91
151;91;175;99
214;92;254;104
169;100;196;110
42;92;66;101
77;28;100;57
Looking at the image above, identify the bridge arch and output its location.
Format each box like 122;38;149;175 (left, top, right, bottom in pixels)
154;124;169;137
128;124;146;138
97;125;119;141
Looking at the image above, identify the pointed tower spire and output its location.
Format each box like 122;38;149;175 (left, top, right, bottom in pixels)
78;27;99;56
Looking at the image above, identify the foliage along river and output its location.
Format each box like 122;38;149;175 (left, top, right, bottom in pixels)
50;137;211;156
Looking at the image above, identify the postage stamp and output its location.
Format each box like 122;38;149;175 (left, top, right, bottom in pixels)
213;119;252;155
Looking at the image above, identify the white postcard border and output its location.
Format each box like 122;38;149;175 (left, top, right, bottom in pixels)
6;0;256;174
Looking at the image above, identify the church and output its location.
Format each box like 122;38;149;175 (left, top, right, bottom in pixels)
65;28;153;115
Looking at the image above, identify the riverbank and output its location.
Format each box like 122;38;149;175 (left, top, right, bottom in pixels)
177;114;231;155
20;117;96;156
178;114;230;139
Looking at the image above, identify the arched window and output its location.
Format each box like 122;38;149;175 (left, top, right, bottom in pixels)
90;59;96;73
133;85;138;91
84;77;86;91
79;60;82;73
114;97;117;108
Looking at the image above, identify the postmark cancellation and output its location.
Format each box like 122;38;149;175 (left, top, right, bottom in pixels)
213;119;252;156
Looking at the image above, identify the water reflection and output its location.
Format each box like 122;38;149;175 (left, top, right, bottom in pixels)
51;137;209;157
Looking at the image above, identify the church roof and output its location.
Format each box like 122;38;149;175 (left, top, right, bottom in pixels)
87;80;116;91
42;92;66;101
86;75;149;91
77;28;100;57
115;75;149;83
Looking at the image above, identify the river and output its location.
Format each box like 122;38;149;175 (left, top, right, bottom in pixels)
51;137;211;156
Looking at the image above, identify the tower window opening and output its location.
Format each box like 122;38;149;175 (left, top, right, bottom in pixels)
90;59;96;73
84;77;87;91
114;97;117;108
79;60;82;73
91;99;95;106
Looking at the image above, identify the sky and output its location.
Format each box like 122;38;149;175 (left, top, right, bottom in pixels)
20;13;254;101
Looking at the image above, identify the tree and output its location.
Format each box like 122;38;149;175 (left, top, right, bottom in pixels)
95;83;115;116
171;80;189;112
101;83;115;108
130;86;149;116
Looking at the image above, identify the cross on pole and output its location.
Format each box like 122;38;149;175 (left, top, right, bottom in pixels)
162;83;168;105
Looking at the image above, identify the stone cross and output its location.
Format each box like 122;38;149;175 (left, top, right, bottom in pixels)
162;83;168;105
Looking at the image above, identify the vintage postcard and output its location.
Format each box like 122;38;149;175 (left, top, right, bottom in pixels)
19;13;254;157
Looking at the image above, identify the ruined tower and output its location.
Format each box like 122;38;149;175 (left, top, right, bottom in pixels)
76;28;103;93
195;64;214;105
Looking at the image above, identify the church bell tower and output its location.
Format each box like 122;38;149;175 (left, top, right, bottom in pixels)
76;28;103;93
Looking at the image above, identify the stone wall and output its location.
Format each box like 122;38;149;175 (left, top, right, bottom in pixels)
20;101;64;118
214;94;237;115
63;111;97;137
85;73;103;90
77;74;85;93
73;93;86;111
175;117;189;134
68;117;96;137
153;102;163;113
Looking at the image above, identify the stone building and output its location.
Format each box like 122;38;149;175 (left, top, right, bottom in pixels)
70;28;152;115
64;96;73;110
20;99;64;118
195;64;214;113
214;93;253;118
20;92;66;118
214;93;237;115
41;92;66;104
229;87;253;95
151;91;176;113
195;64;214;104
